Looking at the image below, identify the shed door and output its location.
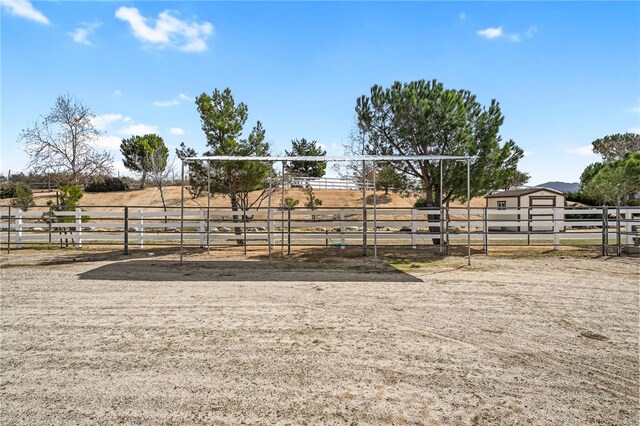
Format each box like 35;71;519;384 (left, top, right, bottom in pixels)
529;196;556;231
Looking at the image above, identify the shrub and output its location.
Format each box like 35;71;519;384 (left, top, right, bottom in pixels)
9;184;35;211
85;177;129;192
414;197;429;208
0;183;16;199
283;197;299;209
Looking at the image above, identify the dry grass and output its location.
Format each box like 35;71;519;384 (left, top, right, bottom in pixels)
1;186;487;210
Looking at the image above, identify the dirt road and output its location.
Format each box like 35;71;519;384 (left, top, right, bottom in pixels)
1;254;638;425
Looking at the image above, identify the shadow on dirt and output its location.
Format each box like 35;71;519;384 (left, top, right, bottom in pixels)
77;259;423;282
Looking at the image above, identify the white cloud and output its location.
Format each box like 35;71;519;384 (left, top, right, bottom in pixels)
113;90;122;96
112;160;129;175
119;123;159;136
0;0;50;25
170;127;185;135
153;93;192;107
92;113;158;140
68;22;100;46
115;7;213;52
153;100;179;107
629;127;640;134
95;135;122;150
525;25;537;38
565;145;595;156
523;150;534;158
459;12;466;22
477;27;503;39
91;113;130;131
477;25;537;42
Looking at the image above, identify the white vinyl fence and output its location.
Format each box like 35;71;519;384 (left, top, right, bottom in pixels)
1;205;639;255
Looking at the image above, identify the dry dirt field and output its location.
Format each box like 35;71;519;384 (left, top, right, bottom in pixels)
1;186;489;210
0;251;638;425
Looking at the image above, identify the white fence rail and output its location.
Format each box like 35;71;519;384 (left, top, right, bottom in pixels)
1;205;639;255
289;176;375;191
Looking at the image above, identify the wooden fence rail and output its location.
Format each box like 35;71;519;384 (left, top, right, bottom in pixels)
1;205;639;256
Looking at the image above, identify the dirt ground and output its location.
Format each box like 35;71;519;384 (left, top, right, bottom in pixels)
0;186;488;210
0;251;638;425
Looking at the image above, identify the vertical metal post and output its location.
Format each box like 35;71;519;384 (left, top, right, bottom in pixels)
340;210;345;249
48;205;52;245
6;205;11;254
281;161;285;255
124;206;129;255
362;160;367;256
527;207;531;246
411;209;417;249
207;161;211;253
15;209;22;249
616;205;621;256
199;208;205;248
138;209;144;248
373;160;378;262
467;159;471;266
439;159;443;254
483;207;488;255
602;206;608;256
75;208;82;248
267;163;273;263
180;161;185;263
243;207;247;255
287;208;291;256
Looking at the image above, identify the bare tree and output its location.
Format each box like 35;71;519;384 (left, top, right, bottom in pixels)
19;94;113;184
333;125;376;185
147;145;172;221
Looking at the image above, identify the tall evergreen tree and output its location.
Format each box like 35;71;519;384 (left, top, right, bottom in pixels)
285;138;327;177
356;79;524;207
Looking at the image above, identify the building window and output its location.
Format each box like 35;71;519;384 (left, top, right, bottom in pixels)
497;201;507;210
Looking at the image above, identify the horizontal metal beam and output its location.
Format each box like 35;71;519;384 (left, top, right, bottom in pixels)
183;155;472;163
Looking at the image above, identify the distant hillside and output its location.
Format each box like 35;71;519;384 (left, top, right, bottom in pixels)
536;181;580;193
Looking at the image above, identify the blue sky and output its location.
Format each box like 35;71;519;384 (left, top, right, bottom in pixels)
1;1;639;185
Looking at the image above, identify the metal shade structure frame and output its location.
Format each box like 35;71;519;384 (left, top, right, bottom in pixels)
179;155;473;265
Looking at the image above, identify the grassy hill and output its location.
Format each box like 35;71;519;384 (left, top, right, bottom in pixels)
5;186;486;210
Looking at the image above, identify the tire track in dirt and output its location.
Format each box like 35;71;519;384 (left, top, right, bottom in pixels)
279;283;639;403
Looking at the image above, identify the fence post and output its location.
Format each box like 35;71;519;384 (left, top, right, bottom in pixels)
340;210;345;249
362;192;367;256
16;209;23;249
138;209;144;249
602;206;608;256
267;207;274;250
124;206;129;255
623;208;633;248
616;206;621;256
243;208;247;255
199;208;205;248
483;208;488;255
48;205;53;245
527;207;531;247
445;206;450;255
411;209;417;249
6;205;11;254
553;207;560;251
75;208;82;248
287;208;291;256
